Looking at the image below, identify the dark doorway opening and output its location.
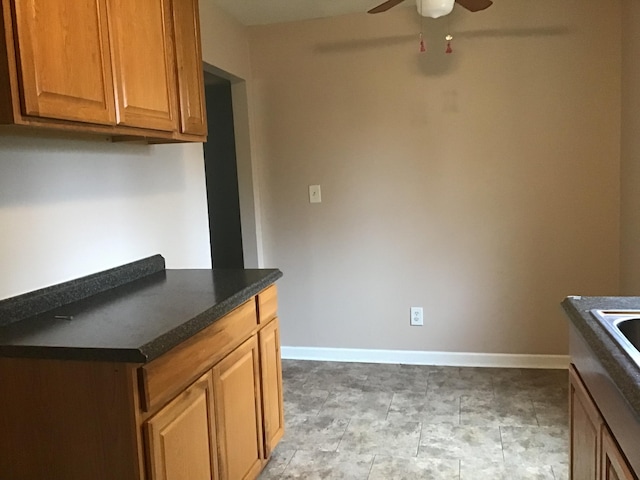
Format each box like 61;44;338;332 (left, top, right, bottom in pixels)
203;71;244;269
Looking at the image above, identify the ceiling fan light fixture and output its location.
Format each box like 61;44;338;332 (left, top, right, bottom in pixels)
416;0;455;18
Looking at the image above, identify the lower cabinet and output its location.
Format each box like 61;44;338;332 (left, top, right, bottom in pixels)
145;372;218;480
143;292;283;480
212;336;264;480
0;287;283;480
259;317;285;457
569;365;636;480
570;365;603;480
602;427;635;480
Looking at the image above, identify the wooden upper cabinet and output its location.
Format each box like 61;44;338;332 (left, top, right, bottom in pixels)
1;0;206;141
11;0;116;125
172;0;207;136
107;0;178;132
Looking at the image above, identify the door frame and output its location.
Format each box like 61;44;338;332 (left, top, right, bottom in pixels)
203;62;263;268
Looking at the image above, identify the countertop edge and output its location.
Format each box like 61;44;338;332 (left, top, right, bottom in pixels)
562;296;640;418
0;266;283;364
138;269;283;362
0;255;166;327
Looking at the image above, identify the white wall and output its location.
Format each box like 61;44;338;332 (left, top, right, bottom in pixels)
0;2;254;300
250;0;621;356
0;134;211;298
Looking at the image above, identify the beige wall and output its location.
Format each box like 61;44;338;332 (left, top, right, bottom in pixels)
199;1;251;80
199;1;265;267
621;0;640;293
0;3;251;299
250;0;621;355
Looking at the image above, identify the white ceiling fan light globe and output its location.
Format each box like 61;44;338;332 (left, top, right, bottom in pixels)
416;0;455;18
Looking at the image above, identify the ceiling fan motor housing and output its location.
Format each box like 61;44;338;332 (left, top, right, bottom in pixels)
416;0;455;18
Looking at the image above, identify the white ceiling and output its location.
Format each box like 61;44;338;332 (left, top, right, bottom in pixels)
212;0;412;26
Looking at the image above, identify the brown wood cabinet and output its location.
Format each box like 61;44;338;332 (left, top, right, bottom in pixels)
10;0;116;125
0;285;284;480
0;0;206;142
260;316;285;457
213;336;264;480
108;0;178;132
172;0;207;136
602;427;636;480
570;365;603;480
145;372;218;480
570;365;636;480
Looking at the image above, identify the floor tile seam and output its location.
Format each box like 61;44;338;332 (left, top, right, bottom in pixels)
365;453;378;480
382;389;393;421
414;419;424;458
314;388;332;417
276;448;297;479
334;416;353;453
530;397;543;427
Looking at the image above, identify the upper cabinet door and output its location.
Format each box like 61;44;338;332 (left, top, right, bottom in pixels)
172;0;207;136
12;0;116;125
107;0;178;132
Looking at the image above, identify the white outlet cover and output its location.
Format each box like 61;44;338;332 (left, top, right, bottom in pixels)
410;307;424;326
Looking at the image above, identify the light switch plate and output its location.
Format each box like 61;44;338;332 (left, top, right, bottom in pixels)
309;185;322;203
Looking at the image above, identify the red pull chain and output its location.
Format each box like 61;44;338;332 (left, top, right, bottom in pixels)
445;34;453;54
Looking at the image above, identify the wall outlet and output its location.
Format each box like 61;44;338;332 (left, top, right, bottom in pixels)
410;307;423;326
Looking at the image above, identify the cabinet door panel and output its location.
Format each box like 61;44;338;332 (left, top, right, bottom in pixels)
602;427;636;480
13;0;116;124
259;317;284;457
570;365;602;480
213;336;263;480
108;0;177;131
172;0;206;136
146;372;218;480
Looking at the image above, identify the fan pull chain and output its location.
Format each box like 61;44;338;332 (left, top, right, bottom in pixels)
445;14;453;54
418;9;426;53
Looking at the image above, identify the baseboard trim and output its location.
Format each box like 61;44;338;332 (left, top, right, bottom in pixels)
280;346;569;369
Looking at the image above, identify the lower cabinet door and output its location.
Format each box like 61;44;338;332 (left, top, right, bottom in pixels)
602;426;635;480
259;317;285;457
145;372;218;480
213;335;264;480
570;365;603;480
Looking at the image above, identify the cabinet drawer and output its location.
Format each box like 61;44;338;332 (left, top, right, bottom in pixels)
140;300;257;413
257;285;278;325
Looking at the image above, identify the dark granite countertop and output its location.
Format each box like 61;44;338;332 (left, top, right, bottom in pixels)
0;256;282;363
562;296;640;418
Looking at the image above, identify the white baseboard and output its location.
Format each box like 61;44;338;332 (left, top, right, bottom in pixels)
280;346;569;370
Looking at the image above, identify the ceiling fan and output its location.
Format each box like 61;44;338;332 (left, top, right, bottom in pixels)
368;0;493;18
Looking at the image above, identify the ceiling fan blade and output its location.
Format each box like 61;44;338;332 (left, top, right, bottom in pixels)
455;0;493;12
367;0;406;14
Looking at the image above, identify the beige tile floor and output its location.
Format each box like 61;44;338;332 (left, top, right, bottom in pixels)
259;360;569;480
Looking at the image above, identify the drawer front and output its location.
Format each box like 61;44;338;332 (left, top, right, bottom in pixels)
140;300;257;413
257;285;278;325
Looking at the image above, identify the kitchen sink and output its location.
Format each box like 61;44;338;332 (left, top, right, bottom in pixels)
591;310;640;368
